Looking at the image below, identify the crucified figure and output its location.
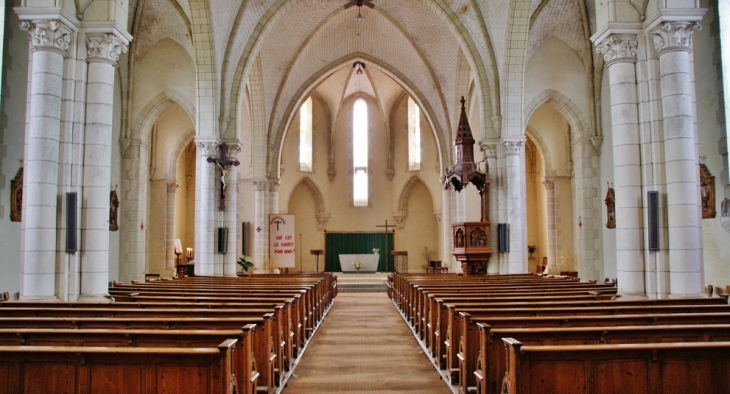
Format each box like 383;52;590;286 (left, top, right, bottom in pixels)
206;143;240;210
215;161;229;191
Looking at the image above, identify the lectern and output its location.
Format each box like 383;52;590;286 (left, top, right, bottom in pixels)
310;249;324;273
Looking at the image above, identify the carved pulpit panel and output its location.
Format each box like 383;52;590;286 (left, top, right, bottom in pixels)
10;168;22;222
700;164;715;219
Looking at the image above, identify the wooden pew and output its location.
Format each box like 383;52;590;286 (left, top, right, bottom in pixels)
0;314;278;394
476;324;730;394
501;339;730;394
0;326;260;394
0;340;239;394
456;311;730;394
0;305;290;388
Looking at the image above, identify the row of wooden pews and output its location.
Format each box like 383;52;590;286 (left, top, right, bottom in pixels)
0;273;336;394
388;273;730;394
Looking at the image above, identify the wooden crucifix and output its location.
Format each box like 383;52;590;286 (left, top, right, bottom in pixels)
376;220;397;272
207;143;240;211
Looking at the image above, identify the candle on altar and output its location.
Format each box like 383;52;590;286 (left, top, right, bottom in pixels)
186;247;194;260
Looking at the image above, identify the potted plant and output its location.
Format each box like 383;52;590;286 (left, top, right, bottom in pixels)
528;245;537;258
237;256;254;275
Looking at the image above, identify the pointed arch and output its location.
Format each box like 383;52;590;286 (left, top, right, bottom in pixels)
397;175;434;216
523;89;591;144
129;89;196;147
295;177;325;215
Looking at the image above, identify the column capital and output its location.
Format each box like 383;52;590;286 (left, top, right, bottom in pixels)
20;19;72;57
253;180;268;191
595;34;638;65
269;180;281;192
195;138;219;156
86;33;128;65
501;139;525;156
650;21;701;55
479;139;499;158
167;182;179;194
542;179;555;189
221;140;242;157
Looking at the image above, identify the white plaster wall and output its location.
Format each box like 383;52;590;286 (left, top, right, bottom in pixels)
695;0;730;293
525;37;591;132
131;38;195;141
599;65;617;281
0;4;27;298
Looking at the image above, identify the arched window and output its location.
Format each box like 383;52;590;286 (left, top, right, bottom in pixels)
353;98;368;206
299;97;313;172
408;96;421;171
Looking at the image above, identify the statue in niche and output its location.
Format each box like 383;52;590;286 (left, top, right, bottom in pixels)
10;167;22;222
454;228;464;248
109;185;120;231
470;227;486;247
604;184;615;229
700;164;716;219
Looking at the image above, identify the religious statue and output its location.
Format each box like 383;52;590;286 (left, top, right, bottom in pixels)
207;143;240;210
604;185;615;229
10;167;23;222
109;185;120;231
700;164;715;219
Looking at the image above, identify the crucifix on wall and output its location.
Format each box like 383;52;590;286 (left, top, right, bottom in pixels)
207;143;240;211
376;220;396;272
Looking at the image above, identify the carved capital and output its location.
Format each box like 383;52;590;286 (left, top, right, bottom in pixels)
596;34;638;65
651;21;700;55
221;141;242;158
167;182;179;194
269;180;280;192
20;20;72;57
253;181;268;191
195;140;219;156
86;33;128;65
542;179;555;190
501;140;524;156
327;168;336;181
316;213;331;231
479;140;498;158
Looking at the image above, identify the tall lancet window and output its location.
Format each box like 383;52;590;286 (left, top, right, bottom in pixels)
408;96;421;171
299;97;313;172
353;98;369;206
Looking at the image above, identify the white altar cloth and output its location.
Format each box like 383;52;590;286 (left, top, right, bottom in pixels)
339;254;380;272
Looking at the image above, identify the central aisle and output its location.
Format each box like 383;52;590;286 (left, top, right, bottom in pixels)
283;292;451;393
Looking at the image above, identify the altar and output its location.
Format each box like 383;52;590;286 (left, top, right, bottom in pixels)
339;254;380;272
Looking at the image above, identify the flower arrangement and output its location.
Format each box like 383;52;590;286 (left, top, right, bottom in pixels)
352;261;364;272
528;245;537;257
372;248;379;254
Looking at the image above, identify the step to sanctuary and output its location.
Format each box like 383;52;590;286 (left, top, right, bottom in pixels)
334;272;388;292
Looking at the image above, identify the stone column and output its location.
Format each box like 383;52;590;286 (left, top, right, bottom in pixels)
253;180;268;273
223;143;241;277
19;20;72;300
502;139;527;273
441;188;453;272
79;33;128;300
542;179;558;274
480;140;499;274
166;182;179;277
119;139;149;283
651;21;703;297
269;180;280;214
195;139;218;276
595;33;646;296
